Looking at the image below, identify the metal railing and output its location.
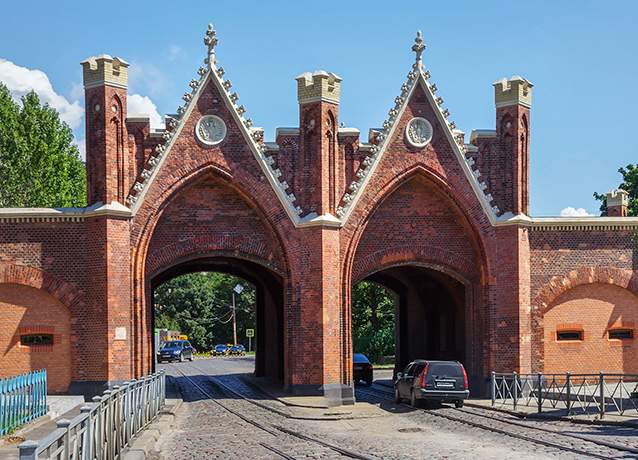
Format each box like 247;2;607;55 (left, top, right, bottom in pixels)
1;369;47;436
18;371;165;460
491;371;638;418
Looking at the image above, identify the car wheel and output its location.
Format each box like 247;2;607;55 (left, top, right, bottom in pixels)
455;400;464;408
410;390;420;408
179;353;184;363
394;387;402;404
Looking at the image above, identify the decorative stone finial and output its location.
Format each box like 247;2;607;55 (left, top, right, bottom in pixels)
204;23;218;66
412;30;426;68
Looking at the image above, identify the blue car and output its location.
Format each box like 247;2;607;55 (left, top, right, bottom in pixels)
213;344;228;356
157;340;194;363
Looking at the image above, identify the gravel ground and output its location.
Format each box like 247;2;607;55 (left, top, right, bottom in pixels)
153;358;637;459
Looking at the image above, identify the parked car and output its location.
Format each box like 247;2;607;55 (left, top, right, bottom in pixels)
394;360;469;408
157;340;194;363
213;344;228;356
228;344;246;355
353;353;373;386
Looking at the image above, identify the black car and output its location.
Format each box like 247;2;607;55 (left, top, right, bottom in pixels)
353;353;373;386
157;340;194;363
394;360;469;408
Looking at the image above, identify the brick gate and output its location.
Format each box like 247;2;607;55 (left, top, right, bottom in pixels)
1;27;637;401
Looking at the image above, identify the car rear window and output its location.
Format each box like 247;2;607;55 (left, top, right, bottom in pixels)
427;362;463;377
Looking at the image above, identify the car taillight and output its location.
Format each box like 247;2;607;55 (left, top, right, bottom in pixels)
462;365;468;390
420;363;429;388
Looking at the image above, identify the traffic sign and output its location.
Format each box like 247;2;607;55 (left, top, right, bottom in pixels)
246;329;254;337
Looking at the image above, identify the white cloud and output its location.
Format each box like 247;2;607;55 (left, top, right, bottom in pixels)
167;45;182;61
127;94;164;130
128;61;168;97
560;207;593;217
0;58;84;129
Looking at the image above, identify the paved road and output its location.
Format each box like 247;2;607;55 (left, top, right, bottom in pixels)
154;358;637;459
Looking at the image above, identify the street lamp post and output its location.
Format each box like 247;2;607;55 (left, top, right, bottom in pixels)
232;283;244;346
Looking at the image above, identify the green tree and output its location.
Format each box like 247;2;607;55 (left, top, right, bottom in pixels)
0;84;86;207
594;164;638;216
351;281;396;363
154;272;256;352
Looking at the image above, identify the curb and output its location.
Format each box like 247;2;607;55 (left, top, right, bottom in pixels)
120;398;183;459
465;402;638;429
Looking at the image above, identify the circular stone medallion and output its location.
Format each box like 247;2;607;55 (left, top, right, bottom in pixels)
196;115;227;146
405;117;433;148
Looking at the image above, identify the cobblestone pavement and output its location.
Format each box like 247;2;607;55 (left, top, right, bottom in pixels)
153;358;638;459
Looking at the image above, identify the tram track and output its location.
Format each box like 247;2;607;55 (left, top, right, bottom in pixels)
171;363;374;460
358;384;638;459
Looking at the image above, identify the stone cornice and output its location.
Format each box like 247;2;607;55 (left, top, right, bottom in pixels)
0;202;132;223
493;213;638;230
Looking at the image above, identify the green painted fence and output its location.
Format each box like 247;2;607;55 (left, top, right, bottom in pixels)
0;369;47;436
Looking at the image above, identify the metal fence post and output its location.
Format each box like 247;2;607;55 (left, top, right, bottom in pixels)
490;371;496;406
18;440;38;460
56;419;71;460
537;372;543;414
79;405;92;460
565;372;571;414
512;371;518;411
599;372;605;418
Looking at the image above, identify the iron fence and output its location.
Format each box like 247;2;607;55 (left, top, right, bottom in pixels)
18;371;165;460
491;371;638;418
1;369;48;436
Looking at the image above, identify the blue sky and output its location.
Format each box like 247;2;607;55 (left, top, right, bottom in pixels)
1;1;636;216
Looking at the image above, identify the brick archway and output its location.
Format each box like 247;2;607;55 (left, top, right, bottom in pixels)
0;263;85;310
533;266;638;312
532;266;638;372
343;169;489;387
0;263;81;392
131;165;290;378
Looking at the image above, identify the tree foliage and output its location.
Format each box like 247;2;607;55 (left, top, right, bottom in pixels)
154;272;256;352
351;280;396;363
0;84;86;207
594;164;638;216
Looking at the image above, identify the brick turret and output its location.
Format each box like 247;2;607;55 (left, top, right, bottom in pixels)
607;189;629;216
295;71;343;216
81;55;130;205
493;76;532;215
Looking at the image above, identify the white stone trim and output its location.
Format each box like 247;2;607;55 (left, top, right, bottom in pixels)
275;127;299;137
336;64;499;226
127;31;305;224
0;201;131;223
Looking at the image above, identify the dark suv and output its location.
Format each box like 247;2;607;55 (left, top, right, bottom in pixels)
157;340;194;363
394;360;469;408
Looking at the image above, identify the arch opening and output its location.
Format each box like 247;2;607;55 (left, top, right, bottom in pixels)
150;256;284;383
353;265;468;380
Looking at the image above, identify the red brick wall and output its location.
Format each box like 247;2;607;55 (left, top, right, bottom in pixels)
529;228;636;372
146;175;285;277
0;283;71;393
543;283;637;374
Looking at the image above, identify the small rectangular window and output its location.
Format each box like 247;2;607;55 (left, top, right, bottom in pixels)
609;329;634;340
556;330;583;341
20;334;54;346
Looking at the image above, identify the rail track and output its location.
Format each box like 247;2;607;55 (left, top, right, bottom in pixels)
171;363;373;460
358;383;638;459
